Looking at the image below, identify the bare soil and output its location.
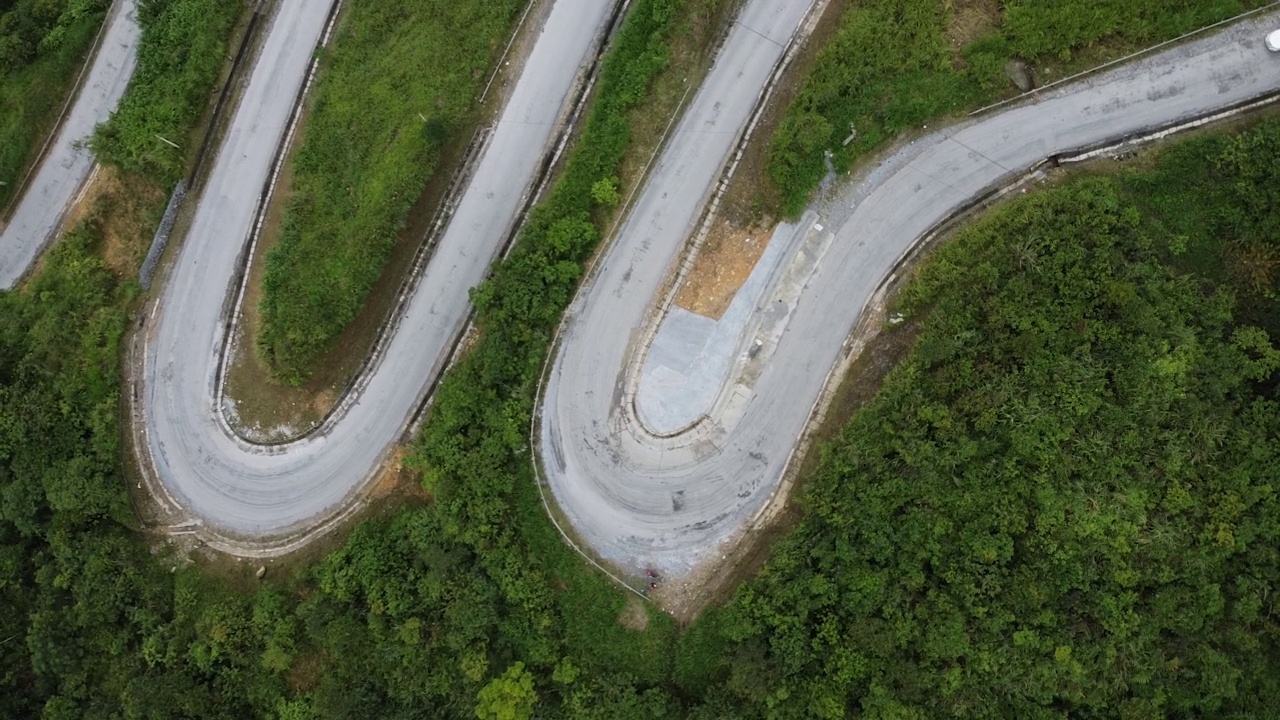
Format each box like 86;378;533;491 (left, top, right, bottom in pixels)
49;165;164;278
655;1;844;321
369;447;429;502
673;217;771;318
945;0;1002;61
658;509;800;624
97;175;166;276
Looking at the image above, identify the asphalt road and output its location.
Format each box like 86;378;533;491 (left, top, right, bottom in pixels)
0;0;139;288
139;0;614;540
537;9;1280;577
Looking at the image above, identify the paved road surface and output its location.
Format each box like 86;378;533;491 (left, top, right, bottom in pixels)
0;0;139;288
537;9;1280;577
139;0;614;541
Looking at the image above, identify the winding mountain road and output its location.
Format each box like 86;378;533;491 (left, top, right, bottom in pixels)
0;0;139;288
135;0;615;547
537;9;1280;577
117;0;1280;565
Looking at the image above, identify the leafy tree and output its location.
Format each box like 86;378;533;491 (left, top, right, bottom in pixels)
590;176;620;207
475;662;537;720
716;166;1280;717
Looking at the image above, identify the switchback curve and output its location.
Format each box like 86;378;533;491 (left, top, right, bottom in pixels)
536;8;1280;579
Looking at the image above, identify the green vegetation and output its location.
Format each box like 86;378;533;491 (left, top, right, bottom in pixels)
0;0;108;209
769;0;1269;214
256;0;524;384
0;219;299;717
1;1;702;715
5;0;1280;716
89;0;239;185
708;123;1280;716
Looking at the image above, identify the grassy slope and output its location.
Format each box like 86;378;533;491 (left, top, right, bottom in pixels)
257;0;523;384
768;0;1268;214
0;7;105;210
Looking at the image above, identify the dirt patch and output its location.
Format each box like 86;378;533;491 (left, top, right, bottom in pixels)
657;513;798;625
97;182;161;277
673;217;772;319
310;387;336;417
286;650;326;694
369;448;429;501
623;3;794;322
55;165;164;277
617;595;651;631
55;166;103;239
945;0;1002;53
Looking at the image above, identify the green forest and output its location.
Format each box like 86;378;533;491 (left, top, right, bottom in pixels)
0;0;109;209
4;0;1280;717
715;134;1280;717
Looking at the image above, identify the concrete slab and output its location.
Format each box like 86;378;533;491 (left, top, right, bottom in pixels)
636;215;808;433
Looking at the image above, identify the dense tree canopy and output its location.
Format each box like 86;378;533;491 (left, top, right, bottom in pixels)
712;174;1280;717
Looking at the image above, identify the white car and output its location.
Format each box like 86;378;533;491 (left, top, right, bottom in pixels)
1267;29;1280;52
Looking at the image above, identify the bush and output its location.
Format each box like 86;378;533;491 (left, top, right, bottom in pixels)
89;0;239;184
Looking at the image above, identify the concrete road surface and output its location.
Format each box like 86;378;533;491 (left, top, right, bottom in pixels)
138;0;614;542
0;0;139;288
537;8;1280;577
